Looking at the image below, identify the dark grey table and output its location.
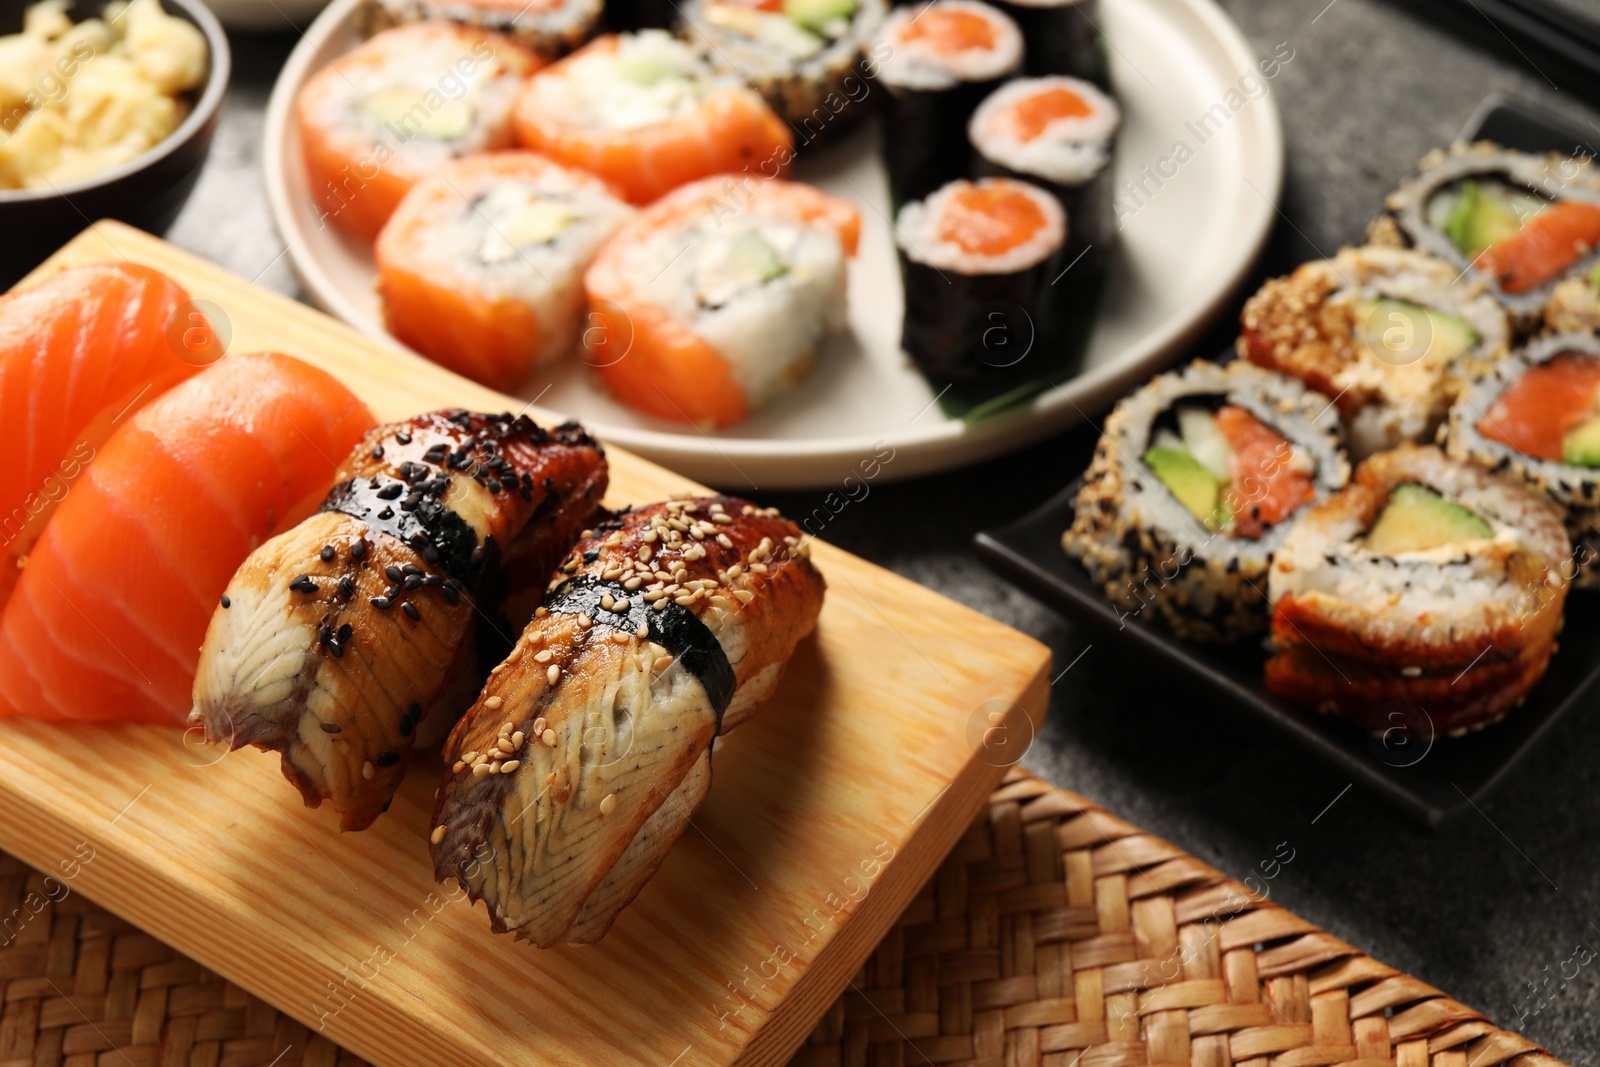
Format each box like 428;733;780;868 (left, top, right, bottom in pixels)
169;1;1600;1058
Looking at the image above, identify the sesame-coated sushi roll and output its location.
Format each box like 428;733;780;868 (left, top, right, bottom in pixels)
296;23;541;242
584;175;860;428
1446;332;1600;588
987;0;1104;83
430;496;824;945
358;0;602;60
674;0;886;146
1368;141;1600;329
1063;361;1349;643
375;152;634;392
1239;246;1511;459
874;0;1022;204
194;412;608;831
969;76;1120;290
1267;444;1570;735
1543;270;1600;332
511;31;794;205
895;177;1066;382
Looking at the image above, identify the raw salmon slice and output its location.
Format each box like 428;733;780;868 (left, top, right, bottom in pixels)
0;352;373;724
1478;200;1600;294
1477;351;1600;461
1217;404;1313;539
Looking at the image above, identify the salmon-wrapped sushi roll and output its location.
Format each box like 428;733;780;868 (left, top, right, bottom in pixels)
430;496;824;944
194;411;608;831
375;152;634;391
511;30;793;204
297;23;541;242
584;175;860;428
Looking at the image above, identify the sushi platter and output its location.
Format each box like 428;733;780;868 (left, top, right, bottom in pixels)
979;97;1600;827
0;222;1052;1067
261;0;1283;488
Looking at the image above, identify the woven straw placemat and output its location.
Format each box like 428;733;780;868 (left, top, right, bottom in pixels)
0;768;1565;1067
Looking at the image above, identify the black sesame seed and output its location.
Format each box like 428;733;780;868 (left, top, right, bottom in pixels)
329;640;344;659
487;479;503;494
291;575;317;594
320;721;341;734
422;545;440;563
337;577;354;599
386;565;404;583
397;431;413;445
351;540;368;561
470;544;486;565
583;549;599;563
320;545;336;562
219;594;231;608
377;507;394;520
404;575;423;591
376;752;400;768
403;602;420;621
337;623;353;642
441;582;461;605
371;445;385;460
371;596;392;610
376;482;403;500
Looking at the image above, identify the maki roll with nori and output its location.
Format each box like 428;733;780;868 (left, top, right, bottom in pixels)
1238;245;1510;459
1267;444;1570;734
874;0;1022;204
359;0;602;58
987;0;1104;83
1447;332;1600;588
895;177;1065;382
969;75;1118;285
1063;360;1348;643
1369;141;1600;328
675;0;886;146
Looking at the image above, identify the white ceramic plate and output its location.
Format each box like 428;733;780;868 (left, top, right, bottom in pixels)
263;0;1282;488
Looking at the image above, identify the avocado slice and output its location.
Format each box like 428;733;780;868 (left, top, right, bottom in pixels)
612;54;690;85
1366;483;1492;555
1145;447;1225;526
1354;298;1479;366
1440;180;1524;258
1562;414;1600;466
696;231;788;307
360;86;475;140
783;0;856;31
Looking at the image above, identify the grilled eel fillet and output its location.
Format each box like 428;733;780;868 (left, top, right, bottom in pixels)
193;411;607;831
430;495;825;945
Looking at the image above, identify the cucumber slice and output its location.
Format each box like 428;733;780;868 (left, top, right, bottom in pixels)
696;231;788;307
783;0;856;31
1144;447;1224;525
1366;483;1492;555
1562;414;1600;467
1439;180;1524;258
1150;428;1185;453
1176;406;1230;481
612;55;690;85
360;86;475;140
1354;298;1479;366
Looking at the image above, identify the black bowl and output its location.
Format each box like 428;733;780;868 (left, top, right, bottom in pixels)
0;0;231;287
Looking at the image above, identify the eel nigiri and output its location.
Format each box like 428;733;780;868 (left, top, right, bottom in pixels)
0;353;373;724
0;262;204;606
430;495;824;945
194;411;608;831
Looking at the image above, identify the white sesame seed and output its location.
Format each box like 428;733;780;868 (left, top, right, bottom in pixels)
431;825;446;845
636;622;649;638
362;761;375;780
654;655;674;672
484;695;503;710
473;762;494;778
452;760;466;773
578;614;592;628
599;793;617;816
501;760;520;774
532;717;547;735
462;750;478;763
534;649;553;663
623;576;642;590
512;731;525;748
547;664;561;685
639;544;653;561
542;728;557;747
717;534;733;549
615;597;630;611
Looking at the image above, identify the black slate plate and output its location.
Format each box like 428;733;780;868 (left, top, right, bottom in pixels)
974;96;1600;829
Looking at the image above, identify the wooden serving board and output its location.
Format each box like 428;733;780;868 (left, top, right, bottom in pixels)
0;223;1052;1067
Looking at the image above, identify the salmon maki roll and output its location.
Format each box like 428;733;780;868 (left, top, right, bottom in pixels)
375;152;633;392
194;411;607;831
297;23;541;243
0;353;374;725
511;31;794;205
359;0;603;60
430;496;824;945
0;263;204;608
584;175;860;428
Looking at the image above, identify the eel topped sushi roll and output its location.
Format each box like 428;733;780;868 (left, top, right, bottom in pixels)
1368;141;1600;328
987;0;1104;83
874;0;1022;204
969;75;1120;280
375;152;634;392
1267;444;1570;735
358;0;603;60
430;496;825;945
1063;360;1349;643
511;31;794;205
674;0;886;145
1238;245;1511;459
895;176;1066;382
584;175;860;428
297;22;541;242
1446;332;1600;588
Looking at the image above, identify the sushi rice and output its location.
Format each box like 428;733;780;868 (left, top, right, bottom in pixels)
358;0;603;59
967;75;1119;188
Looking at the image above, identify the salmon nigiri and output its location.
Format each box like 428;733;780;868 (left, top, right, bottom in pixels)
0;263;207;607
0;353;374;725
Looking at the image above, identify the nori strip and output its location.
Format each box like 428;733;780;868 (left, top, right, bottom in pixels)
990;0;1107;84
883;78;1002;206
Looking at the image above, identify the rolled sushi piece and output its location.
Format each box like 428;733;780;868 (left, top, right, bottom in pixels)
375;152;634;392
674;0;887;146
358;0;602;60
1446;332;1600;588
874;0;1022;204
1238;245;1511;460
296;22;541;242
1063;360;1348;643
583;175;860;428
1543;269;1600;332
511;31;794;205
987;0;1104;83
895;177;1066;382
968;76;1119;279
1267;444;1570;735
1368;141;1600;329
